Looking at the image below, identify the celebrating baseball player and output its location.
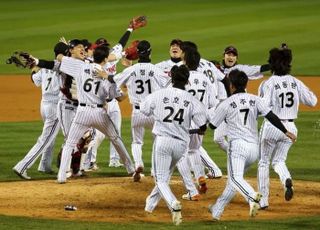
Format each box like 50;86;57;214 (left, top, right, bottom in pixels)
113;40;170;180
12;42;69;179
207;69;296;220
257;44;317;209
142;65;207;225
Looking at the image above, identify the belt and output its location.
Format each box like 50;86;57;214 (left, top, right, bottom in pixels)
281;119;294;122
65;100;78;106
80;103;103;108
135;105;140;109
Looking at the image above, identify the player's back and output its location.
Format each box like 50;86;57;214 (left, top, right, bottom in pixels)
155;59;183;76
142;87;206;143
217;93;270;143
260;74;317;119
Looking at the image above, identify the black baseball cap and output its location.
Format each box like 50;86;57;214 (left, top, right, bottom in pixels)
137;40;151;54
69;39;83;49
81;39;92;51
224;45;238;56
54;42;69;57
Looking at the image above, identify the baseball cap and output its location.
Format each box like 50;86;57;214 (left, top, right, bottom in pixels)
224;45;238;56
90;37;110;50
81;39;92;51
170;39;182;47
69;39;83;49
54;42;69;56
137;40;151;54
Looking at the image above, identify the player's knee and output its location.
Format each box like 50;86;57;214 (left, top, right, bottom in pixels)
258;159;270;168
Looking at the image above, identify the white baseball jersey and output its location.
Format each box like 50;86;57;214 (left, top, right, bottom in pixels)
155;59;183;76
259;75;317;119
208;92;271;143
32;68;60;103
223;64;263;80
60;56;118;104
114;63;170;105
140;87;207;143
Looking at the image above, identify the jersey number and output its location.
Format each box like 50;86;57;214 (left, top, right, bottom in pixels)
45;77;52;91
135;79;151;94
279;92;294;108
240;108;249;125
188;89;206;102
83;79;100;95
163;106;184;124
203;69;214;83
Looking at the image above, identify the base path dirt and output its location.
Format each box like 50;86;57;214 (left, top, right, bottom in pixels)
0;176;319;223
0;75;319;122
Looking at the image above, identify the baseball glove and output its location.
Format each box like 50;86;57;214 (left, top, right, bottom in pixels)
124;40;139;60
6;51;36;69
128;15;147;30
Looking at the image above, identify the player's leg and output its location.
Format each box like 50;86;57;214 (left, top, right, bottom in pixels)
213;122;228;152
199;146;223;178
83;129;104;171
258;122;279;208
95;110;135;175
13;102;60;178
208;179;236;220
131;112;145;170
176;153;200;201
108;109;123;167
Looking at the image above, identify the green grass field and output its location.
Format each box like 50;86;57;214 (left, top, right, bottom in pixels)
0;0;319;229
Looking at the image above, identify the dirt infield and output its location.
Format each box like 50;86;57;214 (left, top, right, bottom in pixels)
0;75;319;122
0;176;319;223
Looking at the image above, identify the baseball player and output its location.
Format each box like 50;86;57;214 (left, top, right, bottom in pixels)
155;39;183;75
113;40;170;179
207;69;296;220
142;65;207;225
12;42;69;179
211;45;271;153
257;45;317;209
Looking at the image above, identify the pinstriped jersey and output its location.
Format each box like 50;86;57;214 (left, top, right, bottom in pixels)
32;68;60;103
140;87;207;143
104;44;123;75
208;92;271;143
259;75;317;119
155;59;183;76
60;56;118;104
113;62;170;105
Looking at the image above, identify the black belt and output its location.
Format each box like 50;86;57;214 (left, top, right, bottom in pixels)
106;98;113;102
281;119;294;122
65;100;78;106
135;105;140;109
80;103;103;108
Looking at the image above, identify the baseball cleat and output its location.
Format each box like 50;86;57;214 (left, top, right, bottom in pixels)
109;160;124;168
208;204;220;221
133;166;143;182
259;205;269;210
285;178;294;201
249;193;262;217
181;192;200;201
198;176;208;194
171;201;182;226
13;168;31;180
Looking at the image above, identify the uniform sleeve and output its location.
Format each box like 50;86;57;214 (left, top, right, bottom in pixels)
256;96;272;116
211;64;225;81
140;94;156;117
295;79;318;107
191;98;208;127
153;67;171;88
259;79;273;107
207;79;219;109
113;66;135;87
207;101;227;127
233;64;263;80
110;44;123;60
60;56;83;79
31;69;43;87
217;81;227;100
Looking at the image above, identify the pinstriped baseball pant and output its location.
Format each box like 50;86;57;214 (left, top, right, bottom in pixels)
14;101;60;174
258;120;297;207
58;107;135;182
210;139;259;219
213;121;228;152
131;108;154;169
145;136;188;212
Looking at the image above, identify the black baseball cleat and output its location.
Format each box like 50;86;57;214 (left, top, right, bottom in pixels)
285;178;294;201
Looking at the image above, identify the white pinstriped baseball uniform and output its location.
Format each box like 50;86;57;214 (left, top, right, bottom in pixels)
83;44;124;169
141;87;207;215
114;62;170;170
155;59;183;76
257;75;317;208
213;63;266;153
57;56;135;183
208;92;271;220
13;68;61;177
